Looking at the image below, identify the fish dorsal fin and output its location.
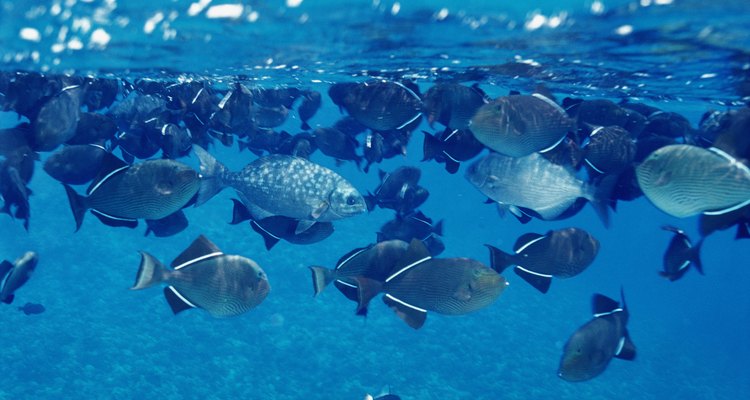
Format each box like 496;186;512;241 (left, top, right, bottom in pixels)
171;235;223;270
86;152;129;196
532;92;566;114
386;239;432;283
383;294;427;329
163;286;197;315
592;293;622;317
614;331;637;361
335;245;372;270
410;210;433;225
513;233;546;253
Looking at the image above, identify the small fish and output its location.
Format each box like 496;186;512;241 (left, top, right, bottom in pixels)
308;240;409;299
582;126;636;175
466;152;612;226
145;210;190;238
238;130;291;156
230;199;334;249
329;81;422;131
355;239;507;329
470;93;575;157
275;132;318;159
364;167;428;215
18;302;45;315
159;123;192;159
558;289;636;382
81;76;119;111
422;83;488;130
0;251;38;304
563;98;645;137
253;105;289;129
210;83;255;137
0;163;31;230
659;226;704;281
486;228;600;293
31;85;81;152
313;127;362;167
63;153;201;231
636;144;750;218
43;144;108;185
363;130;410;172
299;90;322;130
131;235;270;317
194;146;366;222
377;210;444;256
422;128;484;174
253;87;301;109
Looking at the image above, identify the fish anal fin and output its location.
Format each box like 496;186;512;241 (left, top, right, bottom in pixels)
383;294;427;329
614;332;637;361
334;279;360;303
163;286;196;315
91;210;138;229
230;199;252;225
514;267;552;294
250;220;282;250
171;235;222;269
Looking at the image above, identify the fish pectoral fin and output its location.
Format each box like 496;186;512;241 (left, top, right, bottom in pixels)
171;235;223;269
614;332;637;361
91;210;138;229
383;294;427;330
295;219;316;235
513;266;552;294
512;232;546;253
163;286;197;315
310;201;329;220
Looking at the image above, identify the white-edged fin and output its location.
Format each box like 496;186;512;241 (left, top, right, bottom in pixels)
584;158;605;174
709;146;750;174
532;92;566;114
385;256;431;283
335;246;370;270
173;251;223;270
514;234;546;254
703;199;750;216
589;126;605;137
90;209;135;222
593;308;623;318
251;220;282;240
191;87;204;105
394;81;421;102
335;279;357;288
164;286;197;315
444;129;459;142
170;235;223;269
677;260;691;271
442;150;460;163
538;133;567;154
614;336;626;355
515;266;552;278
86;159;129;195
396;112;423;130
218;90;233;109
384;293;427;312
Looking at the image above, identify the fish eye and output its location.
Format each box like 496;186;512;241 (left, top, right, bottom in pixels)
346;195;357;205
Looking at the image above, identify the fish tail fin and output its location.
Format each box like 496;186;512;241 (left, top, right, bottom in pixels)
691;238;705;275
588;175;617;228
736;222;750;239
422;130;442;161
193;145;227;206
131;252;169;290
301;121;311;131
433;219;444;236
62;184;87;232
308;266;336;296
485;244;515;274
354;277;383;316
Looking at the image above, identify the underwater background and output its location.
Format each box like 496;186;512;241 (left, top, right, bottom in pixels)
1;1;749;399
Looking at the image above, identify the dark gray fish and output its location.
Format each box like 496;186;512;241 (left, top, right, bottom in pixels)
0;251;38;304
18;302;45;315
558;289;636;382
582;126;636;175
43;144;107;185
329;81;422;131
563;98;646;137
67;112;118;145
486;228;600;293
0;163;31;230
0;123;38;183
253;87;301;109
313;127;362;167
63;154;201;231
660;226;703;281
194;146;366;222
131;235;270;317
470;93;575;157
275;132;318;159
309;240;409;297
699;203;750;239
355;239;507;329
636;144;750;217
238;130;291;156
709;107;750;161
210;83;255;137
253;105;289;129
422;128;485;174
230;199;334;250
377;210;444;256
81;77;119;111
365;387;401;400
364;167;428;215
299;90;322;130
145;210;189;238
0;71;58;118
363;132;385;173
422;83;488;130
642;111;696;141
31;85;81;151
159;123;192;159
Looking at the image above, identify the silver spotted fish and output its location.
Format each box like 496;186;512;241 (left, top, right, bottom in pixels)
194;146;366;222
636;144;750;218
0;251;38;304
131;235;270;318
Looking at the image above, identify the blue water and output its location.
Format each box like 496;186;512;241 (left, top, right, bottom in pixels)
1;1;749;399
